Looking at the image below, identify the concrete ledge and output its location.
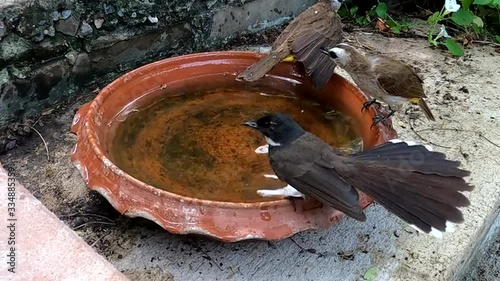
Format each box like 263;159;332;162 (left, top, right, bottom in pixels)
457;208;500;280
0;163;128;280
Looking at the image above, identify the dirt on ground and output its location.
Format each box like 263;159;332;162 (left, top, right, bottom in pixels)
1;32;499;281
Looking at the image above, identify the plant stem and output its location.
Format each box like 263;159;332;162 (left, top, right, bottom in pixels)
430;5;447;40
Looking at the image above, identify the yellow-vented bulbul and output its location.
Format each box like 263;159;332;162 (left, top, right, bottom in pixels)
237;0;343;88
321;43;436;124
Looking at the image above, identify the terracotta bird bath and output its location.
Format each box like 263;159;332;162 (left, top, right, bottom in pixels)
70;51;397;242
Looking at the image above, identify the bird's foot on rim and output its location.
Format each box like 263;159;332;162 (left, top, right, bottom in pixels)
370;108;396;129
257;185;304;212
386;106;396;119
361;99;382;112
286;196;304;212
256;184;304;198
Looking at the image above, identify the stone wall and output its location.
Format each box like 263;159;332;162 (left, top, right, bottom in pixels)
0;0;315;153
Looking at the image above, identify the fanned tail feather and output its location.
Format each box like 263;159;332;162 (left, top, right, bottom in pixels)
339;139;472;237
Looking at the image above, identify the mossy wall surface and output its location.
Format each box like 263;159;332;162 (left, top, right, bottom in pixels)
0;0;315;152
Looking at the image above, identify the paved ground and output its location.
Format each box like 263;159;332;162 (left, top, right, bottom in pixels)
0;32;499;280
0;164;128;281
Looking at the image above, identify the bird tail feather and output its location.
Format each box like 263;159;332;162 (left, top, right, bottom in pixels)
339;139;472;237
417;98;435;121
236;50;290;82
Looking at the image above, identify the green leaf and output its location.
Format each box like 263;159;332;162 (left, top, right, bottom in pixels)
445;39;464;56
471;22;482;33
496;35;500;43
462;0;474;9
337;6;349;18
391;26;401;34
375;3;388;19
356;17;369;26
472;16;484;27
363;266;380;281
349;6;359;16
427;12;441;23
386;19;397;28
473;0;491;5
451;8;476;25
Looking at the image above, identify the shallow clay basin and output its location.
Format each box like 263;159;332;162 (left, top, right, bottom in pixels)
70;51;397;242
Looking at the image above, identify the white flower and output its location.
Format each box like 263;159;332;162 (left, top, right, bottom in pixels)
435;25;451;40
445;0;460;13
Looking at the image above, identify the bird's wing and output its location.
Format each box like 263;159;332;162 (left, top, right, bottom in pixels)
275;2;343;88
271;13;302;50
372;56;427;99
270;133;366;221
239;2;339;84
271;2;328;50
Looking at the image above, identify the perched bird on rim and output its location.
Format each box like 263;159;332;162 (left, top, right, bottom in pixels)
236;0;344;88
320;43;435;124
244;113;472;237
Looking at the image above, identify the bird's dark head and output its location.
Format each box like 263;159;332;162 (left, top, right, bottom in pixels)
320;43;357;67
244;114;305;146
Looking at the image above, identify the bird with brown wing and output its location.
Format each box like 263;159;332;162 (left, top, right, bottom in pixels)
321;43;435;125
236;0;344;88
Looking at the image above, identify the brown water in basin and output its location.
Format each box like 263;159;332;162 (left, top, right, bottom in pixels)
109;88;361;203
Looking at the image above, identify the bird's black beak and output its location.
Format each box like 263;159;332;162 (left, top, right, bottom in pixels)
243;121;259;129
319;47;336;58
319;47;330;56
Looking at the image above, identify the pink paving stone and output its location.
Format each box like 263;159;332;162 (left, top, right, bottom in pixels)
0;163;129;281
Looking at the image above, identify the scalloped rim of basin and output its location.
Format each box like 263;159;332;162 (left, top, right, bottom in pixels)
70;51;397;242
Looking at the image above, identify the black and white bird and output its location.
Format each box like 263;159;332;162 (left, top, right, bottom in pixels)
244;113;473;238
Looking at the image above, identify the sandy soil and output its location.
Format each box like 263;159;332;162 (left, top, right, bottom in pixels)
1;32;499;281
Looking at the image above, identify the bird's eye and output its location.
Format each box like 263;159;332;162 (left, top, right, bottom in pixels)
329;51;338;58
269;121;277;129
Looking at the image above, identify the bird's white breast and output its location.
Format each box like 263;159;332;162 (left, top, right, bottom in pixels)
381;94;408;105
265;136;281;147
369;57;381;72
